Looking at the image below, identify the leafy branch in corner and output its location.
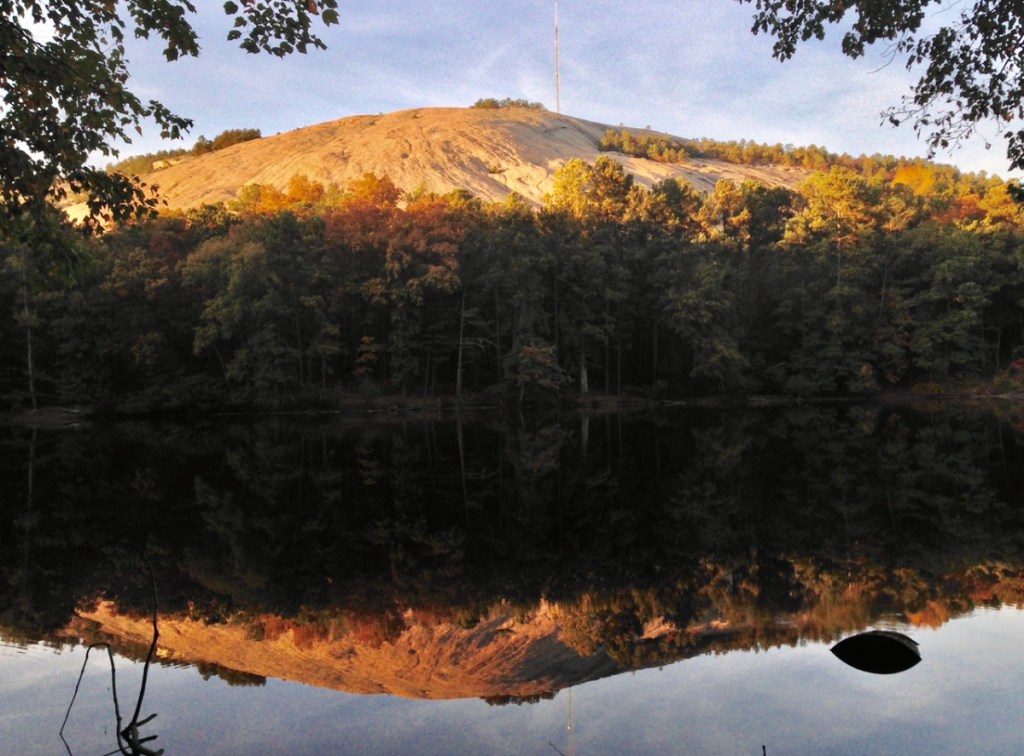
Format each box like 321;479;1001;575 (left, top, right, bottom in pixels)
0;1;339;236
737;0;1024;171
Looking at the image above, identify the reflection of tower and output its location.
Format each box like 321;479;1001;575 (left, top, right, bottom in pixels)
554;0;561;114
567;686;575;755
550;687;575;756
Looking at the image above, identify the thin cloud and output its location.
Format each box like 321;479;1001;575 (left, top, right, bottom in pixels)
99;1;1015;177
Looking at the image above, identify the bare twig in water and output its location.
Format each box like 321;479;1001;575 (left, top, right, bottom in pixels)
59;542;163;755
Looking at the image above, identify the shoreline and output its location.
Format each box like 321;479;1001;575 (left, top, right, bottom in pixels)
5;385;1022;430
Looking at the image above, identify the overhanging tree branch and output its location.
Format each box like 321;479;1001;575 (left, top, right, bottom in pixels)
1;1;339;235
738;0;1024;171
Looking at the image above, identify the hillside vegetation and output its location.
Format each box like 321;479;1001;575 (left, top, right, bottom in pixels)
5;131;1024;412
599;127;962;176
106;128;263;178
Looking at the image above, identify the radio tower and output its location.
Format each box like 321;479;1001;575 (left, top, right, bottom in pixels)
554;0;561;114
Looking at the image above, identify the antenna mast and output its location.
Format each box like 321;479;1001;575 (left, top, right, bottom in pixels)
554;0;561;114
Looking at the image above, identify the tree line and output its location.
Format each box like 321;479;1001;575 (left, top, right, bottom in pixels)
3;157;1024;412
600;127;1014;177
104;128;264;179
472;97;546;111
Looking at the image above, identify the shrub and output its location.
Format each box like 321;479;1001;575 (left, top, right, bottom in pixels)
472;97;545;111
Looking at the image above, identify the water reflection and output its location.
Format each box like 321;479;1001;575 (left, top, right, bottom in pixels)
0;404;1022;707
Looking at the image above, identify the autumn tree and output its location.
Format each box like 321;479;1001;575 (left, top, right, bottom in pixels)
346;173;404;207
545;157;636;394
363;195;464;394
230;175;337;217
317;174;407;385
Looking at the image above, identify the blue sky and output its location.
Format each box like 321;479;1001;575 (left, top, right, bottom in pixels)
114;1;1015;178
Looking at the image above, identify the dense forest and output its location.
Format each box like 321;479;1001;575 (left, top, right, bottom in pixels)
3;151;1024;413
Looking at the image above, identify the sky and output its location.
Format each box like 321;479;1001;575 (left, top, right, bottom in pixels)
110;0;1016;179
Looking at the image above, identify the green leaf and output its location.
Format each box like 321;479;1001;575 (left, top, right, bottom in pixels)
223;1;239;14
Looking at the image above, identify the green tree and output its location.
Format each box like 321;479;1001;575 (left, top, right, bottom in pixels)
662;251;749;390
0;213;74;408
472;195;554;393
622;180;704;385
192;128;262;155
779;170;910;392
181;214;324;403
693;180;796;389
904;226;1004;379
786;169;882;288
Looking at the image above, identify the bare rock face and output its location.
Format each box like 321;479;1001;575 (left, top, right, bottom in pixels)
127;107;808;210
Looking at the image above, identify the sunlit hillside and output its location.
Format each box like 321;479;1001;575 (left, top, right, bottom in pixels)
116;107;811;209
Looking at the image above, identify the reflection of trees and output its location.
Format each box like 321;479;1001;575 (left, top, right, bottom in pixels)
2;406;1024;678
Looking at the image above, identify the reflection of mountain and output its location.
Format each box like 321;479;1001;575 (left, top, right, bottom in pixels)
65;601;618;700
51;557;1024;700
3;405;1024;698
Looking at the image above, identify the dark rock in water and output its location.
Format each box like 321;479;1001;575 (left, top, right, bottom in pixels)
831;630;921;674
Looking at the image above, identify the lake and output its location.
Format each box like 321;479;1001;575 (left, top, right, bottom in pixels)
2;402;1023;754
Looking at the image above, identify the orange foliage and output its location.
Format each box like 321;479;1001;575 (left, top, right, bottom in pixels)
291;622;332;649
345;611;405;648
346;172;402;207
933;192;986;226
286;174;326;206
323;201;396;253
978;184;1024;226
892;163;937;196
230;174;338;216
905;600;952;628
230;182;288;215
255;614;295;641
321;173;405;251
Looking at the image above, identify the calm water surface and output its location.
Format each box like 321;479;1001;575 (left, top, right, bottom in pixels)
2;404;1023;754
4;608;1024;754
